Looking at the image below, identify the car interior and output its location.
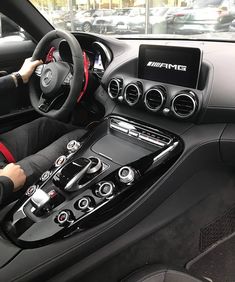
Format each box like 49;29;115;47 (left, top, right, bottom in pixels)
0;0;235;281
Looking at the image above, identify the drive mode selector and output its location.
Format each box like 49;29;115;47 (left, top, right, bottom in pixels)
118;166;136;184
67;140;81;153
76;197;93;211
96;182;114;198
57;210;74;226
87;157;102;174
55;155;67;167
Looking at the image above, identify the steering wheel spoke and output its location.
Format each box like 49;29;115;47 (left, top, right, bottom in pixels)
38;92;64;113
35;64;46;77
63;72;73;86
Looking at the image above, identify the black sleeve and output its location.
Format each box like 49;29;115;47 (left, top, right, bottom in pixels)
0;75;16;92
0;176;14;205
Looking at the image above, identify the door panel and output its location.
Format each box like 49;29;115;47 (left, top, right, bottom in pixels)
0;15;37;132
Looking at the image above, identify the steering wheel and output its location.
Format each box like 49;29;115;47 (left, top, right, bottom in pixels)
29;30;84;120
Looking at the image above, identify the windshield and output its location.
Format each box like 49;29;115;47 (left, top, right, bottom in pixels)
29;0;235;40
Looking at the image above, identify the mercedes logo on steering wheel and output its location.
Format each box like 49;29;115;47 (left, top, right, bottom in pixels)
43;70;52;86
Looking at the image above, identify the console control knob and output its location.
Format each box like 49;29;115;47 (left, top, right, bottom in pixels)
87;157;102;174
57;210;73;226
67;140;81;153
76;197;92;211
55;155;67;167
40;170;51;181
118;166;135;184
96;182;114;198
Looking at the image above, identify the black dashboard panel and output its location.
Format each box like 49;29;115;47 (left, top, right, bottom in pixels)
76;35;232;124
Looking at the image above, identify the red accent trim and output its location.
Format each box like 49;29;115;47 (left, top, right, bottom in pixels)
0;143;15;163
77;52;89;103
46;47;56;63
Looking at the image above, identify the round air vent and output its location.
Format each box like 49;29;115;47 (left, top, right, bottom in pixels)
144;86;166;112
171;91;197;119
124;83;142;106
108;78;122;99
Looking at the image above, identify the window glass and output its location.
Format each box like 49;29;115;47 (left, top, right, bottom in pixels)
29;0;235;41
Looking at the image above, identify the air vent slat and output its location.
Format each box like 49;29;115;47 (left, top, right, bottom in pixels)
124;83;141;106
144;87;165;112
108;78;122;99
172;92;197;119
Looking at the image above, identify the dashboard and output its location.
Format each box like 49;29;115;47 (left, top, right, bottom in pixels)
66;32;235;126
2;30;235;282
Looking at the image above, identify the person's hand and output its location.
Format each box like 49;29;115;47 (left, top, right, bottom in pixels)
0;163;26;192
18;58;43;83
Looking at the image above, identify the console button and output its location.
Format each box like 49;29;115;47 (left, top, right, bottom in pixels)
118;166;135;184
40;170;51;181
139;134;165;147
26;185;37;196
57;210;73;226
76;197;92;211
96;182;114;198
55;155;67;167
110;123;129;134
67;140;81;153
48;189;57;199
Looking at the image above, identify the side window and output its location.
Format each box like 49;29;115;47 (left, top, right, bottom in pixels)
0;13;28;42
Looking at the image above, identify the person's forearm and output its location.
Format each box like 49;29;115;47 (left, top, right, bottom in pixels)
0;74;16;91
0;176;14;206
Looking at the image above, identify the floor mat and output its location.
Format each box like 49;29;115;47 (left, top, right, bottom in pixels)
187;233;235;282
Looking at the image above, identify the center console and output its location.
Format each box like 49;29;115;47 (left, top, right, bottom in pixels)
1;116;183;248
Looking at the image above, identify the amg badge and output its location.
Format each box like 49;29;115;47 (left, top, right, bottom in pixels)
147;61;187;72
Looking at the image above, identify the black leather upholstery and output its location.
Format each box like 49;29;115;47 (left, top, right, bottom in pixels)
122;265;205;282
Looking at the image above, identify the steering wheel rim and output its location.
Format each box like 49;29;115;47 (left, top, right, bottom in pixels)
29;29;84;120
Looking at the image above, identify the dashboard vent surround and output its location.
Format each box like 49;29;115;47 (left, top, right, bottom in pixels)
171;91;197;119
144;86;166;112
108;78;122;99
124;83;142;106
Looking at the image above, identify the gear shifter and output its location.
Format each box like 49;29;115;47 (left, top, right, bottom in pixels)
53;157;92;191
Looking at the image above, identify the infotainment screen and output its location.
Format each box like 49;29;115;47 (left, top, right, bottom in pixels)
138;45;202;88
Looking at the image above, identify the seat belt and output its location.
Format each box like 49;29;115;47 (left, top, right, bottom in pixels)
0;143;15;163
